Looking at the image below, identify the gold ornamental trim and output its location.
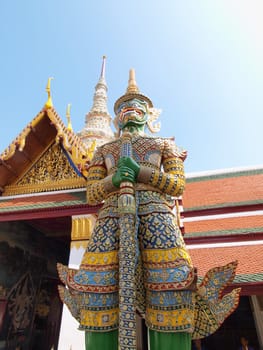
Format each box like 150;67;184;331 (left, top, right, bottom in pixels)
70;240;89;250
3;178;86;196
71;215;95;241
146;307;195;330
80;308;119;328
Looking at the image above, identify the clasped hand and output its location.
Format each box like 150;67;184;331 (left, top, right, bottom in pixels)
112;157;140;187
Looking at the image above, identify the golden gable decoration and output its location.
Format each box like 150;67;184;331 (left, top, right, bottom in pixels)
4;142;86;196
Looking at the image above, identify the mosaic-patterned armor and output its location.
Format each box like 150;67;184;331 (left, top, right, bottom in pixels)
76;134;196;333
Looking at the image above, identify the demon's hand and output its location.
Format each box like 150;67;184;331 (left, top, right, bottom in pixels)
112;157;140;187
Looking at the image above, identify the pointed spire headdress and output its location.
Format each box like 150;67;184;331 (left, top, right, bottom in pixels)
114;69;153;113
114;69;161;133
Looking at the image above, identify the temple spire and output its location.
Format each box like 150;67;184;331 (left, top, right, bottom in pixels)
100;55;106;79
89;55;109;115
77;56;114;148
45;77;54;109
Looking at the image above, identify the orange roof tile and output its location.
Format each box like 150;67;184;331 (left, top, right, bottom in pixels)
189;244;263;278
184;174;263;210
184;215;263;234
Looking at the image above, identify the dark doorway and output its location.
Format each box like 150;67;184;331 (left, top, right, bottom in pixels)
202;296;259;350
0;218;71;350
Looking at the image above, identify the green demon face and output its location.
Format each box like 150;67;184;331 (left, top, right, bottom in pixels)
116;98;148;130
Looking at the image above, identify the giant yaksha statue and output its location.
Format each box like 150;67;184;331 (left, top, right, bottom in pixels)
58;70;240;350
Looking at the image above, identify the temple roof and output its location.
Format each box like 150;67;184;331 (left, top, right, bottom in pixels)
184;167;263;213
0;107;92;196
182;166;263;293
183;167;263;243
189;242;263;294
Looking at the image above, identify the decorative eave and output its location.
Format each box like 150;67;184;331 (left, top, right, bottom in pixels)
45;107;90;174
1;106;89;163
3;178;87;196
0;106;92;196
0;189;101;221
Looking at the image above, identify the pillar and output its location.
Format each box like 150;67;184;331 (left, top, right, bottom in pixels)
58;214;96;350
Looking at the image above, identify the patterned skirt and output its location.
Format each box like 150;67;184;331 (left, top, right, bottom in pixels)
69;191;196;333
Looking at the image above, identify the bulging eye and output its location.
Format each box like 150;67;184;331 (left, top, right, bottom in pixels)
130;102;140;109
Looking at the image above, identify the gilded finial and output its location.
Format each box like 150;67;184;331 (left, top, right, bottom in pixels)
45;77;54;109
87;140;97;161
126;69;139;94
66;104;73;131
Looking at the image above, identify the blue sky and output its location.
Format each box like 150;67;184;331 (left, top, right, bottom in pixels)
0;0;262;173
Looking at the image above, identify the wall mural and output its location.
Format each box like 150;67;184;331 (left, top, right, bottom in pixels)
8;272;35;332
